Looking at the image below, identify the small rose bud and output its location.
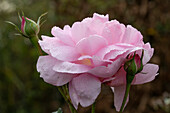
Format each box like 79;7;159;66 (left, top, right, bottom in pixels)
124;51;144;76
21;16;39;37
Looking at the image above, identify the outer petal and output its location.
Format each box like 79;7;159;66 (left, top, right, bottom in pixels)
106;67;126;86
39;36;80;61
53;62;92;74
88;58;124;78
90;13;109;35
37;56;74;86
121;25;143;46
132;64;159;85
113;85;129;112
104;46;143;60
142;43;154;64
69;74;101;108
76;35;108;55
102;20;125;44
93;13;109;22
39;35;63;54
69;81;79;109
51;26;75;46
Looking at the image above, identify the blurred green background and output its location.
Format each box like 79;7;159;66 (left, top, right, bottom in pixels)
0;0;170;113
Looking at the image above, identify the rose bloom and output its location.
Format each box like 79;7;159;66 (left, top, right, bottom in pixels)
37;13;159;110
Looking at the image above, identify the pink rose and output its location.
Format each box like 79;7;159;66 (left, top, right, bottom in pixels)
36;13;158;109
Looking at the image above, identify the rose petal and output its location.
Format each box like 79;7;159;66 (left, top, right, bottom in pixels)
106;67;126;86
102;20;125;44
95;45;123;60
91;55;111;67
121;25;143;46
39;36;80;61
51;26;75;46
93;13;109;22
39;35;63;54
132;64;159;85
71;22;91;43
50;45;80;61
90;13;109;35
37;56;74;86
113;85;129;112
142;43;154;64
88;58;124;78
69;74;101;108
69;81;79;109
53;62;91;74
76;35;108;56
104;46;144;61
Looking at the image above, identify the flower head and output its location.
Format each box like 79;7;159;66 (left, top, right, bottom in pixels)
36;13;159;110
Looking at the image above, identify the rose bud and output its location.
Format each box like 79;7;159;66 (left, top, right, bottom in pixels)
21;16;39;37
124;51;144;83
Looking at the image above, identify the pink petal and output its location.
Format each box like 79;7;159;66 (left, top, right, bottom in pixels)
142;43;154;64
39;36;80;61
95;45;123;60
90;13;109;35
50;45;80;61
76;35;108;56
132;64;159;85
121;25;143;46
103;49;128;60
39;35;63;54
113;85;129;112
104;46;143;60
21;16;25;33
91;55;111;67
106;67;126;86
93;13;109;22
37;56;74;86
71;22;91;43
88;58;124;78
69;74;101;108
69;81;79;109
102;20;125;44
51;26;75;46
53;62;92;74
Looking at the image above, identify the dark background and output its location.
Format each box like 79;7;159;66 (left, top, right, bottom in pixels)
0;0;169;113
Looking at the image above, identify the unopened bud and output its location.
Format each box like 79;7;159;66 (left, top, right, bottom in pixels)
21;16;39;37
124;51;144;77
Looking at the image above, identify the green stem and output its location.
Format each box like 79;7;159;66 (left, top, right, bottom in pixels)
29;35;43;55
119;83;131;113
91;102;96;113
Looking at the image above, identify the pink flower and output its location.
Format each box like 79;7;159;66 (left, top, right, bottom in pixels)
36;13;158;109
